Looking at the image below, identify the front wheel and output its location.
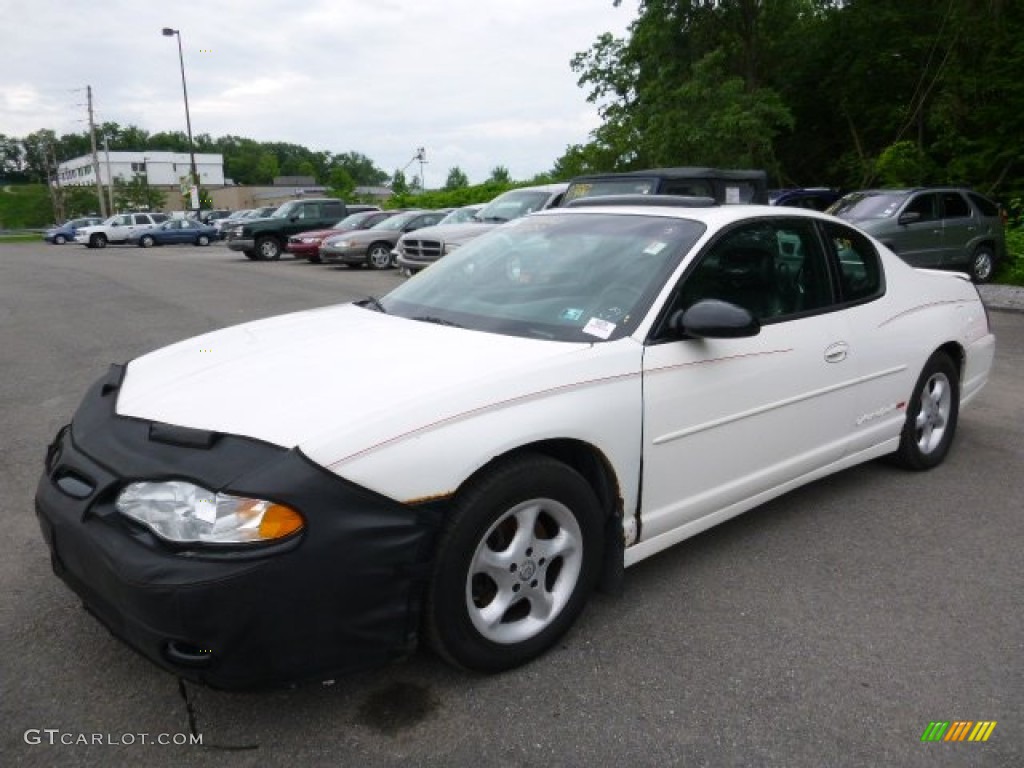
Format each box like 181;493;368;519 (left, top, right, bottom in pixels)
367;242;393;270
425;454;603;672
891;352;960;470
90;234;108;249
255;236;282;261
969;246;996;283
196;235;211;246
140;235;155;248
53;234;67;245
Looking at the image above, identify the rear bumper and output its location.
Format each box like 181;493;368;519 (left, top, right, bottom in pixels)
35;365;441;689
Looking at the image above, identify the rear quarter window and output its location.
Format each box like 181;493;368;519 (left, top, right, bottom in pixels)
967;192;999;218
825;223;884;304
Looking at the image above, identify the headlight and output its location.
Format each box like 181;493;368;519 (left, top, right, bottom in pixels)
116;480;304;545
443;242;462;255
232;225;244;237
332;240;352;249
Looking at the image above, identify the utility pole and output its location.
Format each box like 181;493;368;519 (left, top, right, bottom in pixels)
86;85;107;217
43;142;65;223
103;134;114;214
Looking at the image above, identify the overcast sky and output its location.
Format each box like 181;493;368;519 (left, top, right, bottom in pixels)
1;0;634;186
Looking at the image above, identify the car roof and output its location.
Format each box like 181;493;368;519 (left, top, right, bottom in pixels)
533;202;835;228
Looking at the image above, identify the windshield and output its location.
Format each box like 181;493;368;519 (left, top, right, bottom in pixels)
476;190;553;223
380;212;705;342
828;192;906;220
564;179;659;203
270;202;298;218
440;206;482;225
333;211;374;229
371;211;419;229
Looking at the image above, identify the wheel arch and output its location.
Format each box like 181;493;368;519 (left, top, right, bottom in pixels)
451;437;625;593
934;340;965;382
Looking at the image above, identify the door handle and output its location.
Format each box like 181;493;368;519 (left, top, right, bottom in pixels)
824;342;848;363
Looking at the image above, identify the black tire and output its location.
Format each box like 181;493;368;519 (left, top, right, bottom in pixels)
968;246;996;283
255;236;282;261
140;235;155;248
307;254;322;264
90;234;107;249
53;234;67;245
425;453;604;672
366;242;393;270
891;352;960;470
243;250;258;260
196;235;211;246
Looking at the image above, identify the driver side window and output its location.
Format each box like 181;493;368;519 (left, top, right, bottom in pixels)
671;219;834;324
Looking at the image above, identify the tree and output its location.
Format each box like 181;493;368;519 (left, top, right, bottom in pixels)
330;151;388;186
112;176;166;212
328;166;356;201
444;166;469;189
489;166;512;184
391;169;409;196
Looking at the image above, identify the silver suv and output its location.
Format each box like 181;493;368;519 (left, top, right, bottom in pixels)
75;212;170;249
828;188;1005;282
394;183;568;274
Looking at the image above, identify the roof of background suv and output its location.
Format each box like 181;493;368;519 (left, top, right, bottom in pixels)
563;167;769;205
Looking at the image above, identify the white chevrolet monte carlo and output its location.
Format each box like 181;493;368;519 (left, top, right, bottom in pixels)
36;200;996;689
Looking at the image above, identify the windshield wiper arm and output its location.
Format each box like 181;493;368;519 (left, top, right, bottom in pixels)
355;296;387;313
480;216;509;223
412;316;464;328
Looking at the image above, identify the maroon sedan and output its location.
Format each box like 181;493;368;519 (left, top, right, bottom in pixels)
286;210;397;262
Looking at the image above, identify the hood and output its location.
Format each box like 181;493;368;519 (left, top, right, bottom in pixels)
116;303;597;459
400;220;497;246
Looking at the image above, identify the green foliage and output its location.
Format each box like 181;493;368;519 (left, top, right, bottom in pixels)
562;0;1024;195
444;166;470;190
996;224;1024;286
489;166;512;185
0;184;53;228
874;141;938;187
113;176;166;212
390;170;410;197
328;167;356;201
386;180;514;211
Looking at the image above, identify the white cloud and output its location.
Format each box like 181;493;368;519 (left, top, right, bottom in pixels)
0;0;633;183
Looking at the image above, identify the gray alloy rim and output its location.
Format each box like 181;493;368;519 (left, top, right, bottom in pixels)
369;245;391;269
259;240;279;259
466;498;583;645
915;371;952;455
141;236;154;247
198;235;209;246
972;251;993;281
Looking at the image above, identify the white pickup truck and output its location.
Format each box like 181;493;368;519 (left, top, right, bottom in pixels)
75;212;170;248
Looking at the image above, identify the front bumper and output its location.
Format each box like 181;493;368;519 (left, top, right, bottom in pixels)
225;237;255;252
36;364;442;689
320;245;366;265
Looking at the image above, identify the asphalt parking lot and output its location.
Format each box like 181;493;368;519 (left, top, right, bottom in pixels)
2;242;1021;767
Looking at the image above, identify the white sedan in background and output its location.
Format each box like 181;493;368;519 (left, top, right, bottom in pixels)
36;200;995;689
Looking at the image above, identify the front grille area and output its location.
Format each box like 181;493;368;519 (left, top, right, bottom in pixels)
401;239;443;261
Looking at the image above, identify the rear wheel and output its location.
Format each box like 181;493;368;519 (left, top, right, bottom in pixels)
140;235;155;248
90;234;107;249
196;235;211;246
367;242;392;270
891;352;959;470
425;454;603;672
53;234;67;245
969;246;995;283
256;236;282;261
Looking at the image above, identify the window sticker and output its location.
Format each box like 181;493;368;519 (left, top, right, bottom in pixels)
560;307;584;321
643;241;668;256
583;317;616;339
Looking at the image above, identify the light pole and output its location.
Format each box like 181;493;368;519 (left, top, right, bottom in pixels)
162;27;200;213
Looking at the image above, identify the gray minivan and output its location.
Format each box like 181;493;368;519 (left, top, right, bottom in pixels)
829;188;1005;282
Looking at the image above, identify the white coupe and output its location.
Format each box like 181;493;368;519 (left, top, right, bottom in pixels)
36;201;995;689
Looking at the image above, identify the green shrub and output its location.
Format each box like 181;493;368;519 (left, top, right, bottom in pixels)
996;225;1024;285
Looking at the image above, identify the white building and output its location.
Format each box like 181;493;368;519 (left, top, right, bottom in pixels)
56;151;225;188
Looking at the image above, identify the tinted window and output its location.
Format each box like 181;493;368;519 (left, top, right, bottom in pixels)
323;201;346;218
941;192;970;219
674;219;833;323
905;194;938;221
824;223;883;304
967;192;999;218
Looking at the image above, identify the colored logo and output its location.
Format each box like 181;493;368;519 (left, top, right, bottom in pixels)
921;721;997;742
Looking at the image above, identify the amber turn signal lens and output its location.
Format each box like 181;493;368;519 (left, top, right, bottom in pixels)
258;504;304;539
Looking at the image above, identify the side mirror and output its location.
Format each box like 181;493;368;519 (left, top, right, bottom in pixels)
897;211;922;225
670;299;760;339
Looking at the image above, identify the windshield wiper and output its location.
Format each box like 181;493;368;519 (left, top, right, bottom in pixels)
412;316;464;328
480;216;509;223
355;296;387;313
